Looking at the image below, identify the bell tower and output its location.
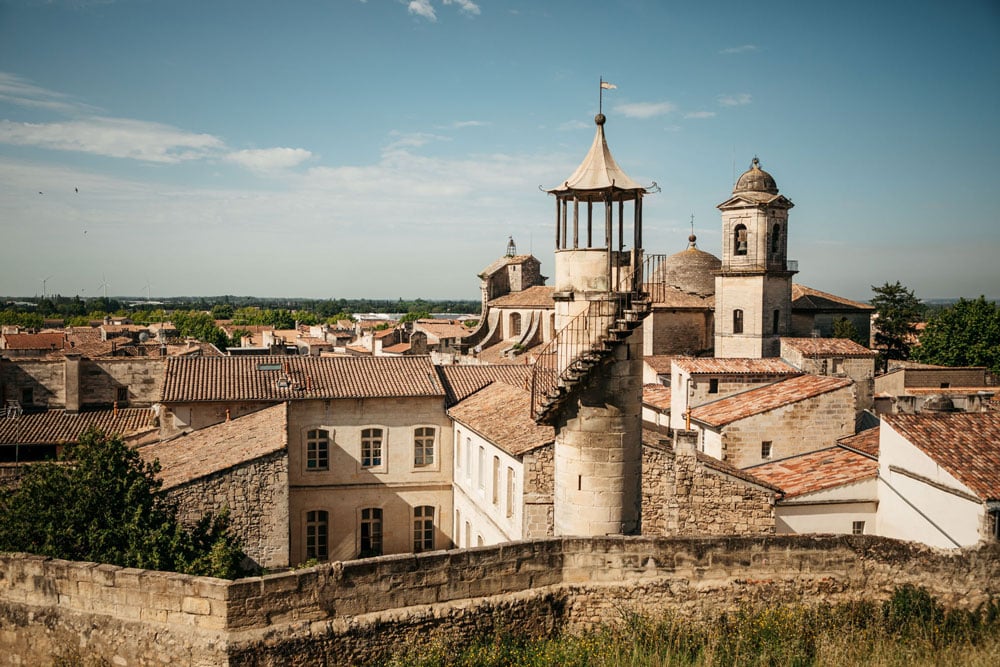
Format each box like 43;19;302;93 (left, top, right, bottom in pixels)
714;158;796;358
531;112;653;536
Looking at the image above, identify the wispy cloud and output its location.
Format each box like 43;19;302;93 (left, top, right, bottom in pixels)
558;119;590;131
383;131;449;152
407;0;480;22
452;120;489;128
717;93;752;107
684;111;716;119
614;101;676;119
0;117;223;163
225;147;313;173
0;72;96;115
720;44;758;55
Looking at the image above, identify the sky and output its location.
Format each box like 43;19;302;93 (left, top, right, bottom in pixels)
1;0;998;302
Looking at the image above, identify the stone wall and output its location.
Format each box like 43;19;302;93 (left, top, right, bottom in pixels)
522;444;554;538
167;450;289;571
643;433;774;537
79;358;166;407
3;536;1000;666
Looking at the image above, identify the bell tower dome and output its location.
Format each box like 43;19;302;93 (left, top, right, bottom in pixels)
714;157;796;357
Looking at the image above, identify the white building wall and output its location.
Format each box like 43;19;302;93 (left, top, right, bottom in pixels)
876;422;985;548
774;478;877;535
451;425;524;546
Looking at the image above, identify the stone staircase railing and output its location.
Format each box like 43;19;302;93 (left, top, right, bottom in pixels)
530;254;667;422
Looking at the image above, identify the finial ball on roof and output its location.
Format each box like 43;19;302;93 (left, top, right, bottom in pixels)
595;113;606;126
688;233;697;244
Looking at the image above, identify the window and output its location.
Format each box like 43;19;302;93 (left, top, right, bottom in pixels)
306;429;330;471
733;309;744;334
455;430;462;469
464;521;471;548
116;386;128;404
492;456;500;506
940;382;951;389
455;509;461;546
772;309;780;335
414;427;435;467
465;438;472;481
852;521;866;536
413;505;435;552
505;467;515;518
305;510;328;561
708;378;719;394
831;358;844;375
734;224;748;256
510;312;522;337
361;428;383;468
477;535;484;547
360;507;383;557
761;441;773;459
477;446;485;490
770;223;780;255
20;388;33;405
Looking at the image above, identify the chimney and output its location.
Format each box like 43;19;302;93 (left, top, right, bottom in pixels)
674;429;698;457
64;353;82;413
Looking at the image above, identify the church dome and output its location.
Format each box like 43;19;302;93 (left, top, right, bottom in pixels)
733;157;778;195
653;234;721;297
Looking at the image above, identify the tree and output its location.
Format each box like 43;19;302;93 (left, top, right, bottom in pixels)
0;428;248;578
870;281;924;363
912;296;1000;373
832;317;863;346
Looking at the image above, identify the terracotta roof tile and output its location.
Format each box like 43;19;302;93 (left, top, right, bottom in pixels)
782;337;876;357
161;355;444;402
0;408;156;445
413;320;472;341
672;357;800;376
141;404;287;489
437;364;532;406
382;342;412;354
1;332;67;351
882;412;1000;501
480;254;539;278
748;446;877;497
838;427;880;457
643;384;671;410
690;374;853;428
448;382;553;456
644;355;676;374
792;284;874;311
488;285;555;308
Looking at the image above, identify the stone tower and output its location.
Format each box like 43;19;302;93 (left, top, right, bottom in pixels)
531;112;652;536
714;158;796;358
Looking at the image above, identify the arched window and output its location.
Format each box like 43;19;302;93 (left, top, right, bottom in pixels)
771;223;781;255
734;224;748;256
306;429;329;471
510;312;522;337
360;507;383;557
413;505;434;552
733;309;744;334
306;510;328;561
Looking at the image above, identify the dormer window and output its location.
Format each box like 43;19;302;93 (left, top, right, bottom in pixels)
734;224;748;256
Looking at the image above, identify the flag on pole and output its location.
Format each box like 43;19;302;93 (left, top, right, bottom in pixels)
600;81;617;90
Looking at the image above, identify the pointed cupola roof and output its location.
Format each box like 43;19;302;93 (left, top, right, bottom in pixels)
547;114;646;200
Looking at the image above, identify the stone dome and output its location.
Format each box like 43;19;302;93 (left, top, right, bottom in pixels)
734;157;778;195
653;234;721;297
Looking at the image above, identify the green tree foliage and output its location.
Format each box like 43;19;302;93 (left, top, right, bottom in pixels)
400;310;431;323
171;310;229;349
912;296;1000;373
0;428;248;578
870;281;924;363
832;317;863;345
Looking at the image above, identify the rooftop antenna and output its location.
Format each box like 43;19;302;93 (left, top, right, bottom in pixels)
599;77;616;115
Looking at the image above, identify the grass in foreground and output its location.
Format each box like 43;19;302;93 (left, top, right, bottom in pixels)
388;586;1000;667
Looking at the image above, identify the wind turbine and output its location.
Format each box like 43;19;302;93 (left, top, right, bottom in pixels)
143;280;152;303
97;275;110;300
40;275;53;300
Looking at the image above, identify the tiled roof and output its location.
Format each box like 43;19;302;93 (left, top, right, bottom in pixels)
480;254;538;278
448;382;553;456
141;404;287;490
838;427;880;457
690;374;853;428
747;446;877;497
161;355;444;402
882;412;1000;501
488;285;555;308
0;408;156;445
382;342;412;354
437;364;532;406
414;320;472;341
792;284;874;311
672;357;800;376
903;387;995;396
782;337;876;358
643;384;672;411
1;332;67;350
644;355;676;375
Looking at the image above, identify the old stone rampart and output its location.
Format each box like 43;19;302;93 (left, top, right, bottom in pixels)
3;535;1000;665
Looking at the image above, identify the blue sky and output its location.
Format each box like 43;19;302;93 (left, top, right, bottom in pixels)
1;0;997;302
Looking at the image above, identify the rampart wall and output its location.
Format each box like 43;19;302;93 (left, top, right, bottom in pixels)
2;535;999;666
